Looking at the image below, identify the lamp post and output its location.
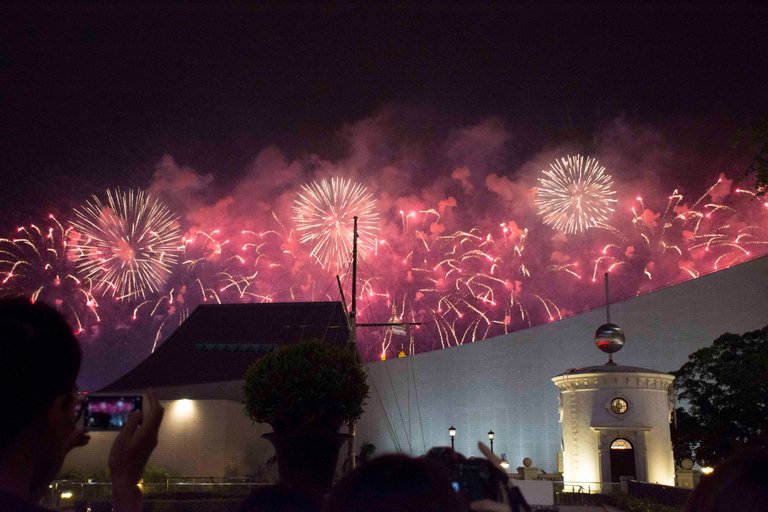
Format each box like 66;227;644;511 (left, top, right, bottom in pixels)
488;430;495;454
500;453;509;471
449;425;456;451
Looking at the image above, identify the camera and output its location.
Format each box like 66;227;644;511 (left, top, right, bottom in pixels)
423;447;497;504
452;458;495;503
83;395;143;432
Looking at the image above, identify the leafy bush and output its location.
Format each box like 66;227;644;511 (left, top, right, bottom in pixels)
56;468;87;481
56;467;110;481
142;464;173;483
243;340;369;434
604;493;684;512
57;465;171;483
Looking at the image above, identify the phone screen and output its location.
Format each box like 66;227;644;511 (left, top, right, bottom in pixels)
84;395;143;431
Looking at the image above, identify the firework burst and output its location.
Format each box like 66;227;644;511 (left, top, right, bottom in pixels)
69;188;181;301
0;214;100;334
293;177;380;270
353;214;574;360
590;178;768;291
535;154;617;234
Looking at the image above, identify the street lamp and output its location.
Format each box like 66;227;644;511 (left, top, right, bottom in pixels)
449;425;456;451
488;430;495;454
500;453;509;471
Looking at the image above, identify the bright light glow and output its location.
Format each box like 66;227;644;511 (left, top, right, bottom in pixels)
61;492;73;499
701;466;714;475
170;398;196;421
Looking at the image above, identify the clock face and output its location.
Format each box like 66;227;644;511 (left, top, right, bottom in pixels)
610;397;628;415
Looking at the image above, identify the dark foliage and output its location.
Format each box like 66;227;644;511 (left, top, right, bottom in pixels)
672;325;768;466
243;340;369;434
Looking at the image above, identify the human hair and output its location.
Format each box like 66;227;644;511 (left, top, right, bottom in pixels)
0;297;81;449
237;484;322;512
324;454;464;512
685;449;768;512
423;447;519;508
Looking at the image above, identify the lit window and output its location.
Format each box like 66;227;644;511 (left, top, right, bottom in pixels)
611;438;632;450
610;397;628;415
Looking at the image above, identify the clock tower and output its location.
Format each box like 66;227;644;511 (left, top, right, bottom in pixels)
551;321;676;491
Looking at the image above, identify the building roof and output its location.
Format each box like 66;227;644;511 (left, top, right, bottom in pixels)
100;302;350;391
553;364;671;378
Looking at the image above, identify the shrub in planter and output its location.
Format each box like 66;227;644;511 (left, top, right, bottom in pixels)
244;340;369;435
243;340;369;491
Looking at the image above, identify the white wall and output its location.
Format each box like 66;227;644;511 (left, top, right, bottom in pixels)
357;256;768;472
64;399;273;477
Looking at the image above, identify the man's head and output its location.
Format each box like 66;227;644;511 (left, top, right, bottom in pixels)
325;454;464;512
0;298;81;452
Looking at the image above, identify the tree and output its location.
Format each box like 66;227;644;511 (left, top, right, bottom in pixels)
672;325;768;466
734;116;768;196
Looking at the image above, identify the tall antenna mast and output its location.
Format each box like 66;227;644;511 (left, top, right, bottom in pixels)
344;217;360;472
349;216;358;346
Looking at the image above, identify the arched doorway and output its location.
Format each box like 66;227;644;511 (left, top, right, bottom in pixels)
610;438;636;482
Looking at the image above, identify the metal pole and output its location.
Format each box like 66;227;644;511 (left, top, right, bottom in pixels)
350;216;358;340
347;217;359;471
604;272;611;324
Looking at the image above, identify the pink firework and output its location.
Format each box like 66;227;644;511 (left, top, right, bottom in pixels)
0;214;100;334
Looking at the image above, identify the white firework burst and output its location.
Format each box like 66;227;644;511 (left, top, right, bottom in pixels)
535;154;617;234
69;188;181;301
293;177;379;270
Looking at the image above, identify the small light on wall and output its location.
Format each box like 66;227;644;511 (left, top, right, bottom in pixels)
701;466;714;475
61;492;73;500
171;398;196;420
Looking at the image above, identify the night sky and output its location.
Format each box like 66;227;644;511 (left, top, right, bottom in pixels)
3;3;767;224
2;3;768;388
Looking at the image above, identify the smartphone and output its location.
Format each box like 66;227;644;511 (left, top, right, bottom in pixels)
83;395;143;431
453;460;494;503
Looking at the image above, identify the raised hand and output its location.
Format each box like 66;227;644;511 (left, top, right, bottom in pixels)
108;388;164;512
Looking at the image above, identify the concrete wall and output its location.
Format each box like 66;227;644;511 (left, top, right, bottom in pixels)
356;256;768;472
64;399;273;477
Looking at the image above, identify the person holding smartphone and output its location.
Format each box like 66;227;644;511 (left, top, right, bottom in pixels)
0;298;164;512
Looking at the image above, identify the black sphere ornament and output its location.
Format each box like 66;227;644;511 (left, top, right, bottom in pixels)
595;323;625;354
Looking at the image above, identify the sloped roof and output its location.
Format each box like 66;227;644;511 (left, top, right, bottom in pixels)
100;302;350;391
